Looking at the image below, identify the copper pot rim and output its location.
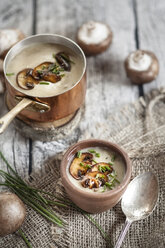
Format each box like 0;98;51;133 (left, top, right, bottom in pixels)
3;33;86;99
60;139;132;199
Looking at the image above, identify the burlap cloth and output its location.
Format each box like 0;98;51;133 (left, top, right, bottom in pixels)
0;88;165;248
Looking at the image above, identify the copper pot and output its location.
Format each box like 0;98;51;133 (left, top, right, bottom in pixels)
0;34;86;133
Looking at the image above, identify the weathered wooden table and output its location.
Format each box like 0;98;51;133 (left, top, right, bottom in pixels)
0;0;164;178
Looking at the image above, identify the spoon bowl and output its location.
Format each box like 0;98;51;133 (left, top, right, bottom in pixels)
122;172;158;221
115;171;159;248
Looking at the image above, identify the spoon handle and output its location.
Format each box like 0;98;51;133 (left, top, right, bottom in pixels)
114;219;132;248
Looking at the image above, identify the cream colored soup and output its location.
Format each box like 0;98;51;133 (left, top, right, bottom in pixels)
6;43;84;97
67;147;126;193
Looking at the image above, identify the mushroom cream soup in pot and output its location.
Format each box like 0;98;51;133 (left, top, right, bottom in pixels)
0;34;86;134
6;43;84;97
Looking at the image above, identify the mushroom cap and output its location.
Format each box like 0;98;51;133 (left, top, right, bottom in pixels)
69;152;93;180
16;68;37;90
0;29;25;59
0;192;26;237
124;50;159;84
81;171;108;189
77;21;113;56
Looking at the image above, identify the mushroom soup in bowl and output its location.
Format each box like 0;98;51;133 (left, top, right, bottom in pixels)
60;139;132;213
67;146;125;193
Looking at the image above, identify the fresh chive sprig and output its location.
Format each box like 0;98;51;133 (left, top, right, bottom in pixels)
0;151;112;246
18;229;32;248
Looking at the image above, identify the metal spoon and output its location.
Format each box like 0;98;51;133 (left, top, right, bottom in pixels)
115;171;159;248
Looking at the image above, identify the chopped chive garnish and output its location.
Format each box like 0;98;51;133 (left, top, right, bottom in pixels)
98;166;106;173
52;69;59;74
39;82;50;85
95;174;100;179
76;151;81;158
108;162;113;166
114;178;120;184
102;185;106;192
70;60;75;64
88;149;96;153
60;53;75;64
98;165;113;173
111;155;116;162
37;70;42;74
99;166;103;172
59;68;65;72
109;174;115;179
92;159;98;164
60;74;65;77
105;182;113;189
60;53;69;61
95;153;100;158
114;172;117;176
85;164;91;169
110;178;115;184
108;173;120;185
53;52;75;65
79;162;91;169
6;73;14;76
95;173;104;179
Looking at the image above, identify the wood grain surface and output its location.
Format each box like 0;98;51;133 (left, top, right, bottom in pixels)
0;0;164;177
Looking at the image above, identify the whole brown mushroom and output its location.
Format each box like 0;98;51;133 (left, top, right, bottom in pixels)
0;29;25;59
124;50;159;84
77;21;113;56
0;192;26;237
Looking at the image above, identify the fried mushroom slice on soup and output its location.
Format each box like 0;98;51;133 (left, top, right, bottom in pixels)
16;68;38;90
81;171;108;189
55;52;71;71
32;62;61;83
69;152;93;180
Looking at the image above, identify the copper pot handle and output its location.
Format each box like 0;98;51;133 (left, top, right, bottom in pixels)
0;98;33;134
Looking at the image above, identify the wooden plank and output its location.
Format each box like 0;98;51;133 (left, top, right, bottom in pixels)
136;0;165;93
32;0;139;175
0;95;30;177
0;0;33;177
0;0;33;35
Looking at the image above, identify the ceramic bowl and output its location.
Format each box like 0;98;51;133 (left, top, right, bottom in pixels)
60;139;132;213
